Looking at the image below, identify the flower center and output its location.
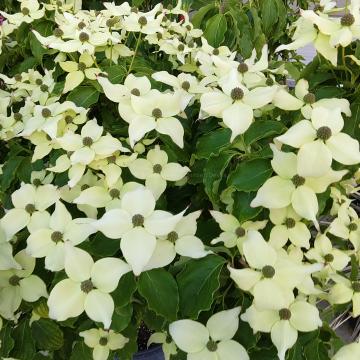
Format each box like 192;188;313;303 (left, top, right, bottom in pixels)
237;63;248;73
32;178;42;187
81;184;90;191
167;231;179;242
231;87;244;101
78;21;86;30
51;231;63;243
153;164;162;174
13;112;22;121
22;7;30;15
65;115;73;124
99;337;108;346
9;275;21;286
80;280;94;293
53;28;64;37
40;84;49;92
79;32;89;42
132;214;144;227
213;48;220;55
352;282;360;292
324;253;334;263
138;16;148;26
106;17;118;28
206;340;218;352
279;308;291;320
78;62;87;72
109;188;120;199
284;218;296;229
131;88;140;96
25;203;36;214
14;74;22;82
266;78;274;86
316;126;332;141
152;108;162;119
82;136;93;147
181;81;190;91
341;13;355;26
235;226;246;237
177;44;185;51
291;175;305;187
303;92;316;104
35;79;43;85
42;108;51;118
262;265;275;278
348;222;358;231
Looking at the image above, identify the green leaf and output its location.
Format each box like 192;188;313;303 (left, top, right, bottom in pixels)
244;120;286;146
70;341;93;360
138;268;179;321
260;0;278;36
31;318;64;351
196;128;231;159
0;323;15;357
204;14;227;48
227;158;272;192
10;319;36;360
112;303;133;332
203;152;235;205
232;191;262;222
177;255;226;318
192;4;215;29
1;156;24;192
112;272;137;308
11;57;38;75
67;86;99;107
88;232;119;256
30;20;53;63
343;99;360;139
103;65;127;84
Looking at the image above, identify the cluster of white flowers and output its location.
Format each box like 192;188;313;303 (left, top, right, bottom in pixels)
0;0;360;360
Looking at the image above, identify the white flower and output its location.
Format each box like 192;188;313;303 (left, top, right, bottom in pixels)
48;246;130;328
93;187;184;275
0;183;59;240
332;341;360;360
80;328;128;360
128;145;189;199
1;0;44;26
276;107;360;178
200;70;277;141
26;201;95;271
0;226;21;270
241;300;322;360
169;307;249;360
148;332;177;360
0;250;47;320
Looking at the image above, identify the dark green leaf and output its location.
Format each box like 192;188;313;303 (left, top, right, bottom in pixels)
192;4;215;29
89;232;119;256
204;152;235;205
112;303;133;332
112;272;137;308
204;14;227;48
1;156;24;192
103;65;127;84
30;21;53;63
244;120;286;146
196;128;231;159
0;323;15;357
67;86;99;107
261;0;278;36
227;158;272;192
10;319;36;360
232;191;262;222
31;318;64;351
138;269;179;321
177;255;226;318
70;341;93;360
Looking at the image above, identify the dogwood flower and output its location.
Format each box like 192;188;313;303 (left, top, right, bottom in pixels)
128;145;189;199
276;107;360;178
241;300;322;360
0;183;59;240
250;145;347;226
328;202;360;250
200;71;276;141
273;79;351;119
0;250;47;320
169;307;249;360
148;332;177;360
210;210;267;251
332;341;360;360
1;0;44;26
26;201;95;271
269;206;311;249
48;246;130;328
0;227;20;270
93;187;184;275
60;52;100;93
228;231;322;311
80;328;128;360
328;274;360;317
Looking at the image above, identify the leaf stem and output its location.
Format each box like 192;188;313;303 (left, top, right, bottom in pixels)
127;32;142;76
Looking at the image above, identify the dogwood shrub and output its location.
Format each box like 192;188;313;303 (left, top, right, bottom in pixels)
0;0;360;359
